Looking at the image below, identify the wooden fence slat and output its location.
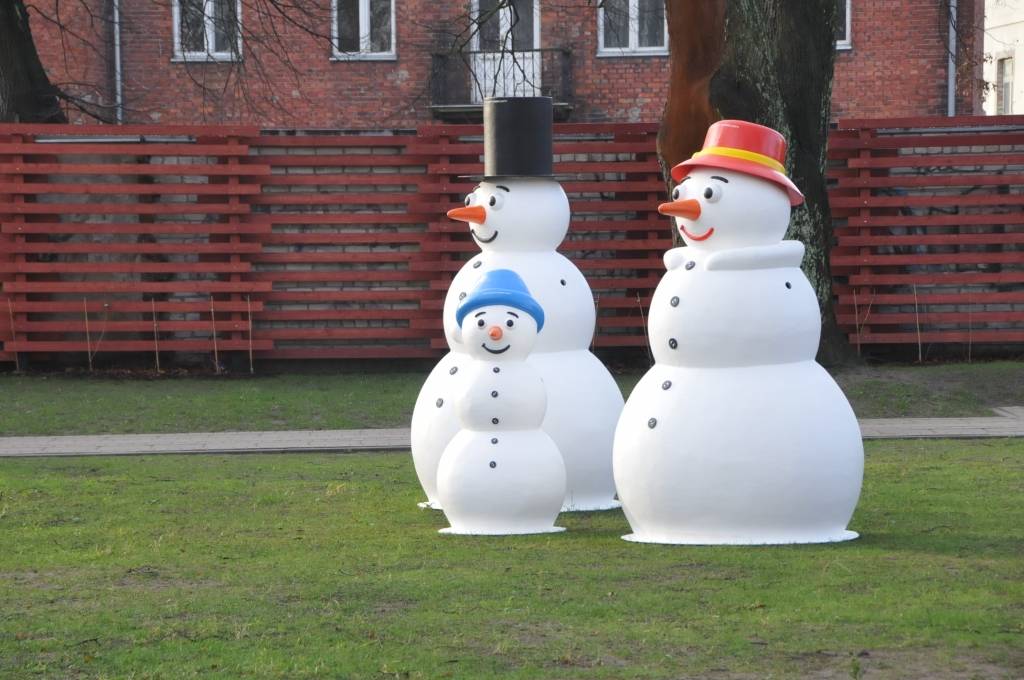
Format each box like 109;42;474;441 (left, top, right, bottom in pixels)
2;220;272;235
0;162;272;176
8;301;263;313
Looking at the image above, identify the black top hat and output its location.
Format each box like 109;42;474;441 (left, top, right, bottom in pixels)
481;97;554;179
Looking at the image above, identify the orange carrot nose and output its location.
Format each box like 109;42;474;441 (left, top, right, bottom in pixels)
658;198;702;220
447;205;487;224
488;326;503;340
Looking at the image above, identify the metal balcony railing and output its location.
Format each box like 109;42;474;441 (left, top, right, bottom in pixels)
430;48;573;120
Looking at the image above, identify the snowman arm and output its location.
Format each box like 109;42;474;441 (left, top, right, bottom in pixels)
663;247;689;271
704;241;806;271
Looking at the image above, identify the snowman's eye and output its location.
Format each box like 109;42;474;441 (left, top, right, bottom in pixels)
703;185;723;203
506;319;514;328
488;193;504;210
671;187;681;200
477;318;485;327
464;194;474;207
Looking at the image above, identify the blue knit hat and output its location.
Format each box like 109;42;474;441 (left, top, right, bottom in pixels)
455;269;545;331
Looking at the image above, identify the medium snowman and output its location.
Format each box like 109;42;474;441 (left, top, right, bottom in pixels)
411;97;623;512
436;269;566;535
613;120;864;545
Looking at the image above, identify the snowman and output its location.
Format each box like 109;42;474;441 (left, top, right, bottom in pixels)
613;120;864;545
436;269;566;535
411;97;624;512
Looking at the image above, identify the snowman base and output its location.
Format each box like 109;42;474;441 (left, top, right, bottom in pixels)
561;498;621;513
621;529;859;546
417;500;442;510
439;526;566;536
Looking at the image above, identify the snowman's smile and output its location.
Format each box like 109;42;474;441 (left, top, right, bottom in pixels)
472;229;499;244
482;343;510;354
681;225;715;242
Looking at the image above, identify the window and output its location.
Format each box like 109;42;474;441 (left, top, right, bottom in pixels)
997;57;1014;115
172;0;241;61
476;0;536;52
836;0;851;50
597;0;667;56
333;0;396;60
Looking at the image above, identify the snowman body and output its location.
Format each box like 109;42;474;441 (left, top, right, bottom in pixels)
412;179;622;511
437;295;566;535
438;362;566;535
613;165;863;545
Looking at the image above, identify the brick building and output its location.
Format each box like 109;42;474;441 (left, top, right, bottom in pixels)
28;0;985;127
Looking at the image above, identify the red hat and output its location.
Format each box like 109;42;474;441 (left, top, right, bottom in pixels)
671;120;804;206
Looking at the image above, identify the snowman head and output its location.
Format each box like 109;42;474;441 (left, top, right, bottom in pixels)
659;168;792;251
446;178;570;252
456;304;540;362
454;269;545;361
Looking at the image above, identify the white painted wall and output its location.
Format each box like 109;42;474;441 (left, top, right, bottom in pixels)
984;0;1024;113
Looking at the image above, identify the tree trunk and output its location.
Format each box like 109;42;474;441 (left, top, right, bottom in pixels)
0;0;67;122
659;0;853;364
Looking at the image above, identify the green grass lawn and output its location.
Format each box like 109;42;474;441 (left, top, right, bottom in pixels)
0;361;1022;436
1;439;1022;678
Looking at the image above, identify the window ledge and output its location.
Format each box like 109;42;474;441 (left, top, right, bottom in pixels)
596;48;669;58
331;51;397;62
836;41;852;51
171;53;241;63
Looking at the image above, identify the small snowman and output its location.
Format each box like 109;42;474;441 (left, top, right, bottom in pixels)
411;97;623;512
436;269;567;535
613;120;864;545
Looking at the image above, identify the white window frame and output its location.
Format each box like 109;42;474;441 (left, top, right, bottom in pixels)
331;0;397;61
470;0;542;53
996;56;1015;115
597;0;668;58
171;0;243;62
836;0;852;50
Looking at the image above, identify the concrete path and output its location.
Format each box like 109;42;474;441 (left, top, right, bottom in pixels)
1;408;1022;458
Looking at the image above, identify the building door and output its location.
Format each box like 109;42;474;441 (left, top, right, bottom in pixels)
471;0;541;103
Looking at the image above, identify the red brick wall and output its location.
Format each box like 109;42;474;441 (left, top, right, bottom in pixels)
27;0;113;120
110;0;439;126
27;0;983;126
545;4;670;123
832;0;984;120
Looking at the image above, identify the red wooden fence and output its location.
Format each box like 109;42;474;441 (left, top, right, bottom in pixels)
2;117;1020;367
0;122;667;366
828;115;1024;352
0;124;273;367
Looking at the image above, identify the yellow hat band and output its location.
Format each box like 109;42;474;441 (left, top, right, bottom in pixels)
691;146;786;174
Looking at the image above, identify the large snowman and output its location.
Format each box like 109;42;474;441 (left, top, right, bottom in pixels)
437;269;566;535
411;97;624;512
613;120;864;545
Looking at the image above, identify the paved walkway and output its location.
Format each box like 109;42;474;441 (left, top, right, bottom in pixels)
1;408;1022;458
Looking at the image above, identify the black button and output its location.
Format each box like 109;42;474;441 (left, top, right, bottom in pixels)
685;261;695;270
473;261;482;269
489;461;497;468
492;367;500;373
648;418;657;429
435;398;443;408
560;279;566;286
668;338;678;349
670;296;679;307
662;380;672;390
491;438;498;444
492;417;499;424
785;281;792;289
449;366;458;375
491;390;499;398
